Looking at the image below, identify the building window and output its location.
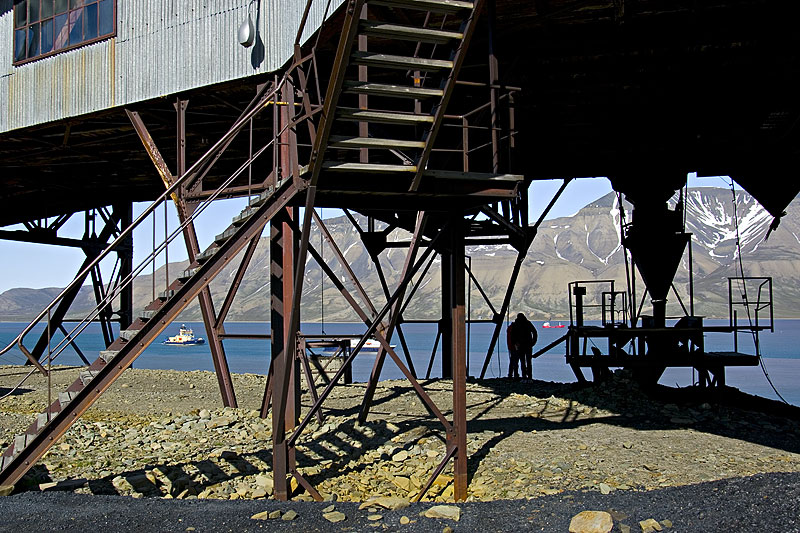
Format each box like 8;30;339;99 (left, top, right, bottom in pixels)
13;0;115;64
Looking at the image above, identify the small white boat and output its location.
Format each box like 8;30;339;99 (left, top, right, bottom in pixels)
163;324;205;345
321;338;395;354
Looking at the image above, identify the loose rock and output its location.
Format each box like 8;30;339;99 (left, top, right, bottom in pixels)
569;511;613;533
424;505;461;521
639;518;663;532
323;511;346;523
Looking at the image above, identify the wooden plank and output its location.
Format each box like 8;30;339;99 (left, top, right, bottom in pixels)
343;81;443;99
368;0;473;14
359;20;463;43
337;108;435;124
351;51;453;71
329;136;426;149
422;169;524;182
322;162;418;173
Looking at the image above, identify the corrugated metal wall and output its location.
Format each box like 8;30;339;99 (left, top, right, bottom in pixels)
1;0;343;133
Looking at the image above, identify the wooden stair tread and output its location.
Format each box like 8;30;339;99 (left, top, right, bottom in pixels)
368;0;473;14
322;162;418;173
342;81;443;99
329;136;426;149
337;108;435;124
351;51;452;71
359;20;463;43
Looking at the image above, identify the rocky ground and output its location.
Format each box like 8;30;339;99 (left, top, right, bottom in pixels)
1;364;799;508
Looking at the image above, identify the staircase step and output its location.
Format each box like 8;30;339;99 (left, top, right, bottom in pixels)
180;266;200;280
249;186;275;208
343;81;443;99
1;454;11;471
99;350;119;363
329;136;426;150
232;207;257;226
158;289;175;301
337;108;434;125
139;309;157;320
359;20;463;43
80;370;100;386
36;413;52;431
368;0;473;14
214;227;237;244
13;434;27;454
322;162;418;173
351;51;452;71
119;329;140;342
195;247;219;264
58;391;76;407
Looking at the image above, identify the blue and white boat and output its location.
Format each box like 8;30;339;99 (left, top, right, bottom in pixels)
163;324;205;345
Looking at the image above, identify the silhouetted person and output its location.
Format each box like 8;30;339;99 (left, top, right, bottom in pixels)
507;313;537;381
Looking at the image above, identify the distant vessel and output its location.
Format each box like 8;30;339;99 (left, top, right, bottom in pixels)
542;322;565;329
321;338;394;354
163;324;205;345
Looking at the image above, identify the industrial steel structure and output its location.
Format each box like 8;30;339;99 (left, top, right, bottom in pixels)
1;0;799;502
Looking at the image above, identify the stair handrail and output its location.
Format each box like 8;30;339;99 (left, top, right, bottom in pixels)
0;79;291;372
1;0;343;370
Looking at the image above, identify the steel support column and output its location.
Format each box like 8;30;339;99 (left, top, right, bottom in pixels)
448;214;468;501
270;77;302;500
266;207;301;500
440;241;453;379
116;203;134;331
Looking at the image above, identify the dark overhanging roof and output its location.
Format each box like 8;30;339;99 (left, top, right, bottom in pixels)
1;0;798;225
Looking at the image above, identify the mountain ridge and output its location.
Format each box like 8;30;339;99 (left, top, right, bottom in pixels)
1;187;798;322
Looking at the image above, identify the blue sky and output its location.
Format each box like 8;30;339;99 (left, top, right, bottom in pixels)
0;173;736;293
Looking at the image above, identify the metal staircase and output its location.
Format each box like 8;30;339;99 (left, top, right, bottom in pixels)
0;0;489;489
308;0;482;191
0;179;300;486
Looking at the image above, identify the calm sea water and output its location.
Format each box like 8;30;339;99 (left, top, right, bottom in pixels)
1;319;798;406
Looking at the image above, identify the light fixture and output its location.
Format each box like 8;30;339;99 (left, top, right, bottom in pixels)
238;1;255;48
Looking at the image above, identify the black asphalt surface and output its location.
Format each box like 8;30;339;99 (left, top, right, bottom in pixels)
0;472;798;532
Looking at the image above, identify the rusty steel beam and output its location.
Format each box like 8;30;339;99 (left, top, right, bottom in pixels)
449;215;468;501
28;208;124;365
291;225;451;431
117;202;134;332
127;107;238;407
214;233;262;330
359;212;428;424
271;66;303;502
0;179;300;487
312;210;379;319
286;235;442;450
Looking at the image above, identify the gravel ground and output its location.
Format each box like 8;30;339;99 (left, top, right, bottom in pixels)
2;364;800;532
0;471;798;532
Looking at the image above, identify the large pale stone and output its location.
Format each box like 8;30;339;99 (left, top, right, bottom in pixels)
359;496;411;511
323;511;346;523
569;511;613;533
0;485;13;497
423;505;460;521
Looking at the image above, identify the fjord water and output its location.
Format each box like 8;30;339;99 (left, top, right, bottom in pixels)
1;320;798;406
